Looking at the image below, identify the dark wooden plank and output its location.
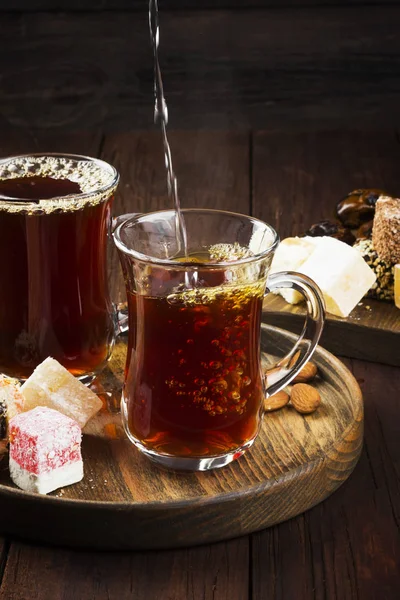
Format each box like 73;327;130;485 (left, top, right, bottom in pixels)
102;130;250;215
253;130;400;237
252;359;400;600
0;328;363;549
0;130;103;159
0;539;249;600
0;539;9;591
263;295;400;366
254;130;400;366
101;130;250;302
1;9;400;131
2;1;397;11
0;127;251;597
252;131;400;597
0;129;248;214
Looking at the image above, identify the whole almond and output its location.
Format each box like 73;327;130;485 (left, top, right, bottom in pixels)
288;350;301;369
293;361;318;384
265;390;289;412
291;383;321;414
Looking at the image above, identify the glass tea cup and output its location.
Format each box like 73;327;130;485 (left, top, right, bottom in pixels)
113;209;325;471
0;153;120;382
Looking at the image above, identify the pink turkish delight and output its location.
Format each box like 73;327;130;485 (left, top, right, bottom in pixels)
9;406;83;494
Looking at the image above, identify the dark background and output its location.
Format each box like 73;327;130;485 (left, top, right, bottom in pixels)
1;0;400;135
0;4;400;600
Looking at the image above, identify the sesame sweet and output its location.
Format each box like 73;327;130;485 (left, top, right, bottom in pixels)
21;357;103;428
372;196;400;264
0;375;24;456
9;406;83;494
353;238;394;301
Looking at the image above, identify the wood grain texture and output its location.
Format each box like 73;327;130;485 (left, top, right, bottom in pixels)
101;131;250;217
1;9;400;131
253;130;400;238
0;127;398;596
263;295;400;366
0;326;363;550
254;130;400;366
2;1;398;10
0;130;104;161
100;130;250;304
251;358;400;600
0;539;8;591
0;128;253;595
0;539;249;600
0;129;249;304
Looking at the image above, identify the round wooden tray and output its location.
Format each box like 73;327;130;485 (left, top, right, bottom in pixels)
0;325;363;550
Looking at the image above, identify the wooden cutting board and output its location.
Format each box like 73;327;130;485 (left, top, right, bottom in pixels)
0;325;363;550
263;295;400;367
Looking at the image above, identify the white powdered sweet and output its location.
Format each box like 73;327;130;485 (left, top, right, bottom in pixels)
20;358;103;428
9;406;83;495
270;236;377;318
270;237;318;303
9;457;83;495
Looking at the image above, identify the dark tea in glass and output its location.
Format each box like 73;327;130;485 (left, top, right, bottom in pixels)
114;209;325;471
0;154;119;380
125;276;265;458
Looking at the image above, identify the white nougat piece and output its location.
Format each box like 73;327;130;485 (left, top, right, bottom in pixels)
299;237;376;317
270;237;318;303
270;236;377;318
20;358;103;428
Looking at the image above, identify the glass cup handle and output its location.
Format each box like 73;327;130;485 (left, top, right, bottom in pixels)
263;271;325;398
111;213;140;335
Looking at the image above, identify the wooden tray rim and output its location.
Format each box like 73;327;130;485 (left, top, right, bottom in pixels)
0;325;363;511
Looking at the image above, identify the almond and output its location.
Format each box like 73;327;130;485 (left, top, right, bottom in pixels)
265;390;289;412
288;350;301;369
291;383;321;414
293;361;318;384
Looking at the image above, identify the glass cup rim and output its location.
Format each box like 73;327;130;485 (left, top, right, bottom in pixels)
0;152;119;204
113;207;280;268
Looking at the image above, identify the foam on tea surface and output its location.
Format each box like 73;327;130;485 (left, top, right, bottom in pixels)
209;242;254;262
174;243;254;264
0;156;116;214
165;243;263;306
167;280;266;308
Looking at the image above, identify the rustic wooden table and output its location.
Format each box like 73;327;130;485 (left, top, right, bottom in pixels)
0;129;399;600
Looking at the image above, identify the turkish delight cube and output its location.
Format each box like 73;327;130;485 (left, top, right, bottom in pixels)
21;357;103;428
9;406;83;494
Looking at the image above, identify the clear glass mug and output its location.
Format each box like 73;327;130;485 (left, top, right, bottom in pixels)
0;153;120;382
113;208;325;471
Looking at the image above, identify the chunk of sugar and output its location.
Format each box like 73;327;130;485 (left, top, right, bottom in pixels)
9;406;83;495
20;357;103;428
0;375;24;456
